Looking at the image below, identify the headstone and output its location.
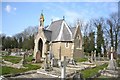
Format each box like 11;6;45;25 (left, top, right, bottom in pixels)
44;52;52;71
101;47;118;77
22;53;26;65
107;47;117;70
73;71;84;80
98;53;100;61
107;51;109;59
94;50;96;62
51;58;58;67
35;51;41;63
59;56;67;79
69;58;77;65
90;51;93;62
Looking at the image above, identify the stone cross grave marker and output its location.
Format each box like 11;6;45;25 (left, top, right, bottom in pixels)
59;56;67;80
44;52;52;71
94;50;96;62
107;47;117;70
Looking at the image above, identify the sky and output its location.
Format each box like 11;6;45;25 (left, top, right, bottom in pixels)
1;0;118;36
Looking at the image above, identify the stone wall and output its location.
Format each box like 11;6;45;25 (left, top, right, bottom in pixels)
51;42;73;59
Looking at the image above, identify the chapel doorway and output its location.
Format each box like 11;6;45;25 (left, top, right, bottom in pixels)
38;38;43;57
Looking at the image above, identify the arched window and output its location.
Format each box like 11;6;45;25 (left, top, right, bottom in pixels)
77;35;80;48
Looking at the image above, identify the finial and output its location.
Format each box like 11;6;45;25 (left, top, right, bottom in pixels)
51;19;53;22
77;19;80;25
63;16;65;20
39;10;44;27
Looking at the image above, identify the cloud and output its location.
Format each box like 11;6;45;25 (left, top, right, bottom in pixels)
14;7;17;11
5;5;11;13
5;5;17;13
51;16;60;21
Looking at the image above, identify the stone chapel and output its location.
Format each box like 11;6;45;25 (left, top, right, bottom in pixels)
33;13;84;62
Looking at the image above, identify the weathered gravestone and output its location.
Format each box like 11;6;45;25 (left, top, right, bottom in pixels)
73;71;84;80
101;47;118;77
98;53;101;61
44;52;53;71
35;51;41;63
94;50;96;62
69;58;77;65
51;58;58;67
90;51;94;62
107;47;117;70
58;56;67;80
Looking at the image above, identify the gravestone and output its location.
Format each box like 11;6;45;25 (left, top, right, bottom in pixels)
51;58;58;67
107;47;117;70
44;52;52;71
22;53;26;65
90;51;94;62
98;53;101;61
69;58;77;65
73;71;84;80
35;51;41;63
94;50;96;62
59;56;67;79
101;47;118;77
107;51;109;59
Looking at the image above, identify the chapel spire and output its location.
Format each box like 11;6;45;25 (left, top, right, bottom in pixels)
39;11;44;27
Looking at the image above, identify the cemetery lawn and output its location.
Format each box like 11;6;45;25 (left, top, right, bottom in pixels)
25;55;33;62
2;55;34;64
75;58;88;62
2;56;22;64
81;63;108;78
116;59;120;67
1;63;41;75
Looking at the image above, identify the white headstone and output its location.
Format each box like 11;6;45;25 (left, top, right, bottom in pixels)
111;47;114;60
61;56;67;79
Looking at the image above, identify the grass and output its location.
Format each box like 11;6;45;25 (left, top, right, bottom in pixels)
75;58;88;62
25;55;33;62
1;63;41;75
2;54;34;64
81;63;108;78
98;75;112;78
2;56;22;64
116;59;120;67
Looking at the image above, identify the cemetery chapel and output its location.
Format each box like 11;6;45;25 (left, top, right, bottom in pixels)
33;12;84;61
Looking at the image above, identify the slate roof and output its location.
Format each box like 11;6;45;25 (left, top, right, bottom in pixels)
44;30;52;41
44;19;76;41
70;27;76;38
47;19;63;41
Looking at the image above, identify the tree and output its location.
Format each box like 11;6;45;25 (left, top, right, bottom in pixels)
93;18;104;55
105;13;120;52
89;32;95;52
